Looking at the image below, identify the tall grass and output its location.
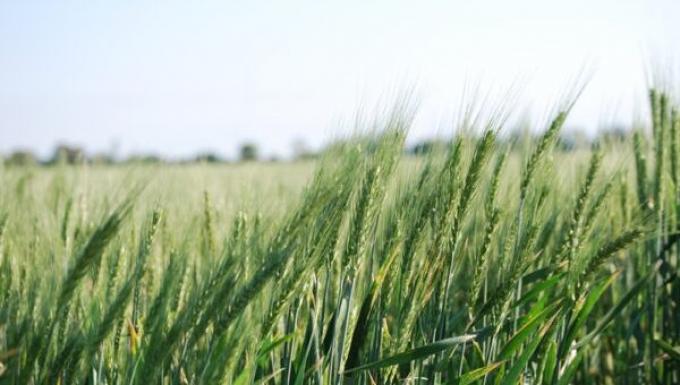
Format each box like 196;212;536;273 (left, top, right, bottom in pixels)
0;87;679;384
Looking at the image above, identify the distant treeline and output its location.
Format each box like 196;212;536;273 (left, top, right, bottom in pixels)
2;126;628;166
2;142;317;166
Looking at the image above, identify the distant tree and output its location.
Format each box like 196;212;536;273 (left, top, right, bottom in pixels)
239;143;258;162
5;150;37;166
410;141;433;155
408;139;446;155
195;152;222;163
558;129;589;152
50;144;84;165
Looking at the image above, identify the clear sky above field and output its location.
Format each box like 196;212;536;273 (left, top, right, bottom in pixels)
1;0;679;159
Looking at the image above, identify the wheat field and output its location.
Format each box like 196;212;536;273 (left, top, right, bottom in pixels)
0;90;679;384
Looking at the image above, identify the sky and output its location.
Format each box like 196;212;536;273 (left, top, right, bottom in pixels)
1;0;679;160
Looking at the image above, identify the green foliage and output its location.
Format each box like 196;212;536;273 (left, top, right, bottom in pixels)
0;88;679;385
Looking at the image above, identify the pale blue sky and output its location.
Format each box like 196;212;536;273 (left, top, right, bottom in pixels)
1;0;679;159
